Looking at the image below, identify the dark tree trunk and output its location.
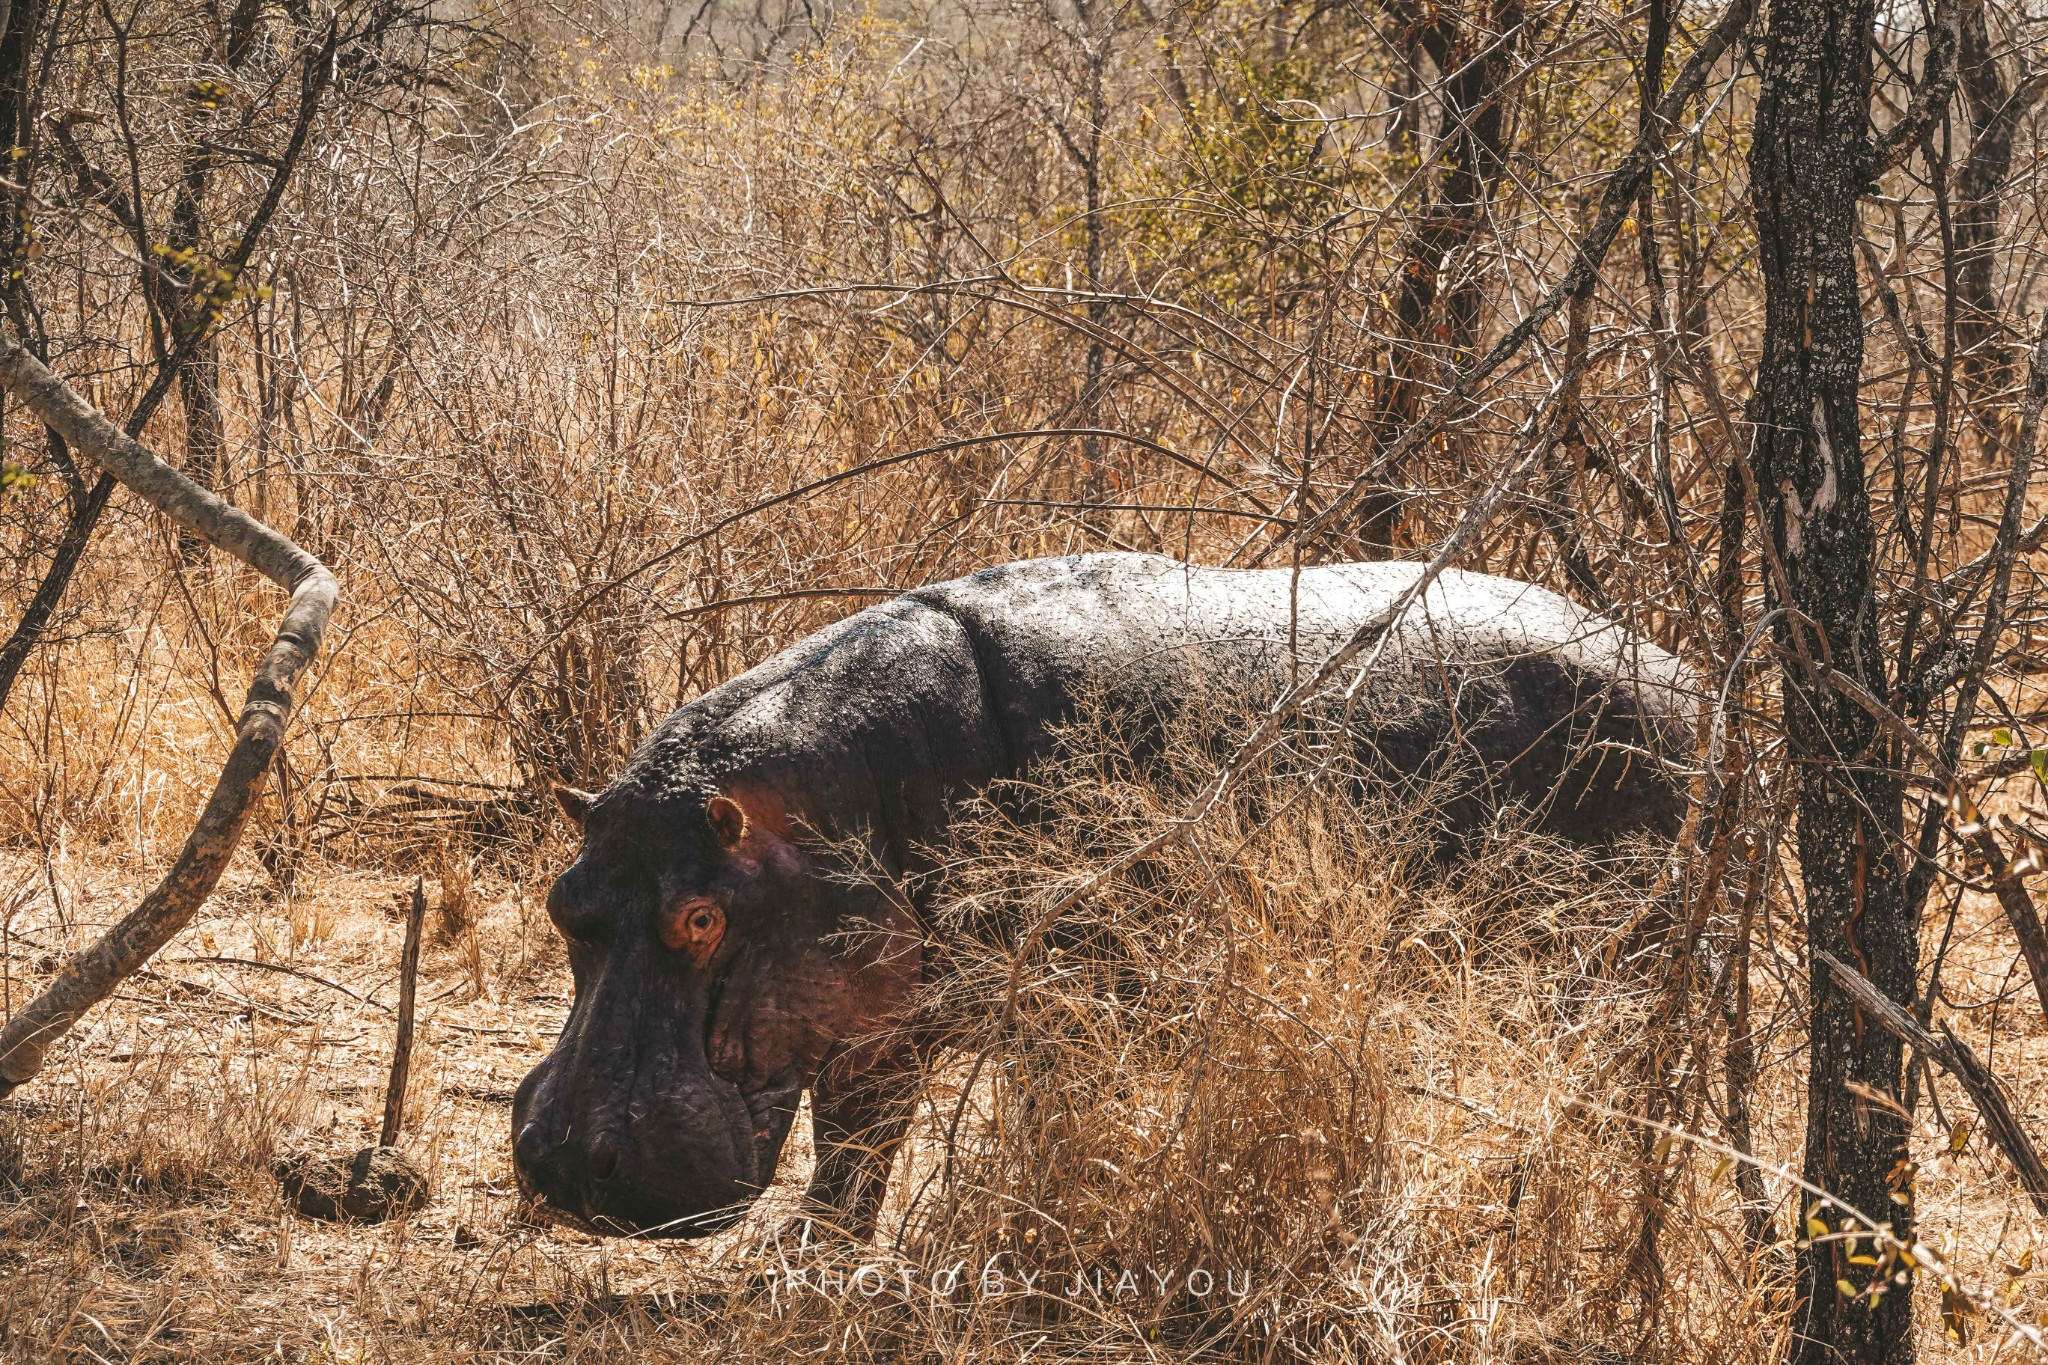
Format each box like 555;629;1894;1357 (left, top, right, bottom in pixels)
1954;0;2047;393
0;0;89;718
0;471;113;702
1749;0;1915;1356
1355;0;1520;554
166;29;230;558
176;337;225;489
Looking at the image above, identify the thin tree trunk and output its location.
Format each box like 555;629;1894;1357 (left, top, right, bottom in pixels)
1079;49;1109;511
1954;0;2047;393
1749;0;1914;1355
0;471;112;696
0;9;334;713
1290;0;1755;557
166;8;236;555
0;0;93;717
1356;0;1520;554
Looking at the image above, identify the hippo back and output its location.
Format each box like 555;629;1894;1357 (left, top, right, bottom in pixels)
911;554;1692;841
615;553;1692;858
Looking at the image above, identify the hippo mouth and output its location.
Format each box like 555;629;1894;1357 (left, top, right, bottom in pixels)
517;1187;756;1240
511;1063;803;1240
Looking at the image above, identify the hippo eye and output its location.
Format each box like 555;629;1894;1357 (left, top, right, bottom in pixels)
660;897;725;965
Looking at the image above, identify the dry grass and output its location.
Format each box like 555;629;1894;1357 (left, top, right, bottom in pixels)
4;708;2048;1362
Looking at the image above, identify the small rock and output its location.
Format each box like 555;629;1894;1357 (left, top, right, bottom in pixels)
276;1145;430;1223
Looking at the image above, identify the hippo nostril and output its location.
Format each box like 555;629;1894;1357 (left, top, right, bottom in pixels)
589;1131;622;1184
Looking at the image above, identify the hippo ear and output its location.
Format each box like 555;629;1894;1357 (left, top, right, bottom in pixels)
705;794;749;848
554;785;596;828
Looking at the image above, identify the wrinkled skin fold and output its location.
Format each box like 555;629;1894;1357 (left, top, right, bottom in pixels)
512;554;1693;1238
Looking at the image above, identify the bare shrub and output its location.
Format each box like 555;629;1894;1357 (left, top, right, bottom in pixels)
4;0;2048;1356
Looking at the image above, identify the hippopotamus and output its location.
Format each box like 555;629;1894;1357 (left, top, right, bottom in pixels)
511;553;1692;1239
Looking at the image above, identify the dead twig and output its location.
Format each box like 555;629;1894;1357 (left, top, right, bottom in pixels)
1815;948;2048;1216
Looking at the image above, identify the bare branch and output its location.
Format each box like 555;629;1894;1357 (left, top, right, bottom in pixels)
1815;948;2048;1215
0;342;337;1095
1868;0;1961;177
1281;0;1758;554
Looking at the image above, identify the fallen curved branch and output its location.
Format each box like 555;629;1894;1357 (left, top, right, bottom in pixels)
0;342;336;1096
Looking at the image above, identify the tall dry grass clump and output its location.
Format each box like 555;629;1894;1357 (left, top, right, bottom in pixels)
4;697;2045;1361
0;702;1799;1364
720;705;1787;1362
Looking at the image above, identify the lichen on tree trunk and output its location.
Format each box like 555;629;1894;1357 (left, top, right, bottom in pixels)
1748;0;1916;1354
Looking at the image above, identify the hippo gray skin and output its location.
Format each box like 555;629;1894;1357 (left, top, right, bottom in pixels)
511;553;1692;1240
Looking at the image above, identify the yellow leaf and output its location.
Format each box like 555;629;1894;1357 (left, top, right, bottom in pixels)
1943;1285;1975;1345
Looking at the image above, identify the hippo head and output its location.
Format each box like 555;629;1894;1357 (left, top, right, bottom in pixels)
511;778;922;1238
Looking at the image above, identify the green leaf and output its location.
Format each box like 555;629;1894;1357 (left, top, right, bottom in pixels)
1994;728;2016;747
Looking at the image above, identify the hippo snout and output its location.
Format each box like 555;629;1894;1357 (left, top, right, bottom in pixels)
511;1053;768;1238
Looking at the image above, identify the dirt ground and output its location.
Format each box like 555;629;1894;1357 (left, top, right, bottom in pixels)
0;852;842;1361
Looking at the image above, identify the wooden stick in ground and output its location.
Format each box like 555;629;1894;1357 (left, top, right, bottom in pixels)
0;342;338;1096
1815;948;2048;1216
380;877;426;1148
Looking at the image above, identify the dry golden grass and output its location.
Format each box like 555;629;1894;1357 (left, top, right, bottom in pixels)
3;706;2047;1363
